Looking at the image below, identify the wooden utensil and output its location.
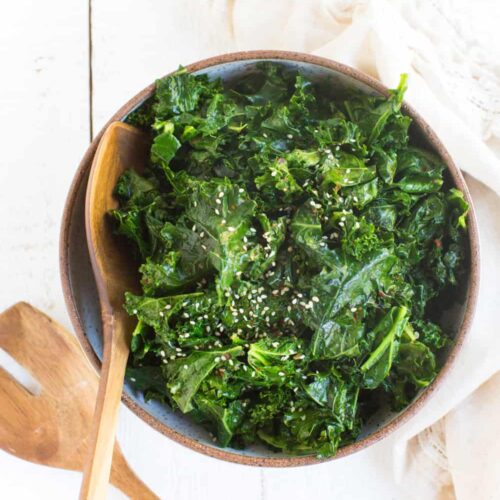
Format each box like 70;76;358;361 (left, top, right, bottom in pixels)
83;122;150;499
0;302;157;499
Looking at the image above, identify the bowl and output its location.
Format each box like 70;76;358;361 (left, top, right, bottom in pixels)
60;50;479;466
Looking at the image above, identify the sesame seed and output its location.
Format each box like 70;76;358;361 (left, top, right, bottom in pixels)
227;226;235;232
159;311;164;317
239;188;244;193
312;296;320;303
190;320;196;325
215;208;220;215
221;219;226;225
216;199;221;205
271;171;277;177
287;134;293;139
218;191;224;198
272;342;279;347
184;365;188;370
215;357;221;362
279;371;285;376
341;216;346;222
176;348;182;352
201;244;207;250
346;168;351;173
165;304;172;310
339;221;345;227
351;307;357;312
160;350;165;357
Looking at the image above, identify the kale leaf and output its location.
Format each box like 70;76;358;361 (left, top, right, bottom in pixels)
116;64;469;458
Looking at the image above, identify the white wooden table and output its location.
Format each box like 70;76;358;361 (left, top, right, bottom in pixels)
0;1;498;499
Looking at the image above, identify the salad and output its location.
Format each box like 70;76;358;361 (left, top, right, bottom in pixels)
111;63;469;457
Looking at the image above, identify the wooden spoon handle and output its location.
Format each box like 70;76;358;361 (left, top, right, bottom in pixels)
80;312;130;500
110;443;159;499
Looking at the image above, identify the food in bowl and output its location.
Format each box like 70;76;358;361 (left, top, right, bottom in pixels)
109;63;469;457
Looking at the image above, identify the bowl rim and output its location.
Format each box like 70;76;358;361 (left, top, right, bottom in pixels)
59;50;480;467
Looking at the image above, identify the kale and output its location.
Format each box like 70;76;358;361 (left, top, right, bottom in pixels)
114;63;469;458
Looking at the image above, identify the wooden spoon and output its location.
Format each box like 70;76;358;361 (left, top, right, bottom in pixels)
0;302;157;499
83;122;150;499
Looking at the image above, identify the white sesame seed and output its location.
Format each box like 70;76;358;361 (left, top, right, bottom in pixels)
216;199;221;205
287;134;293;139
346;168;351;173
351;307;357;312
165;304;172;310
239;188;244;193
176;348;182;352
312;296;320;303
339;221;345;227
279;371;285;376
227;226;235;232
355;221;360;229
160;350;165;357
218;191;224;198
159;311;164;317
271;171;277;177
184;365;188;370
201;244;207;250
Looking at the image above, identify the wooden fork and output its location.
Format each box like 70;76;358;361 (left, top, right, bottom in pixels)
0;302;158;499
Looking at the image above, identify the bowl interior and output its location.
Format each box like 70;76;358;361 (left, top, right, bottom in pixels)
63;56;474;464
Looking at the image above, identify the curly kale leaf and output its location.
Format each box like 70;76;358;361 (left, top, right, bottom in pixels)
113;65;469;458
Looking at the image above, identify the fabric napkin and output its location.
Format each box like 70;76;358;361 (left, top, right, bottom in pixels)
170;1;500;497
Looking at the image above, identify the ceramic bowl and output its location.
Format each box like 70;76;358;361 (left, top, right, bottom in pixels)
60;50;479;467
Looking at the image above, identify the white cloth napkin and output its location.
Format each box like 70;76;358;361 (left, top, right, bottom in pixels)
173;1;500;497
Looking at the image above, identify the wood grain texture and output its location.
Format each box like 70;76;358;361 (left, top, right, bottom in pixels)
82;123;150;499
0;302;157;499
